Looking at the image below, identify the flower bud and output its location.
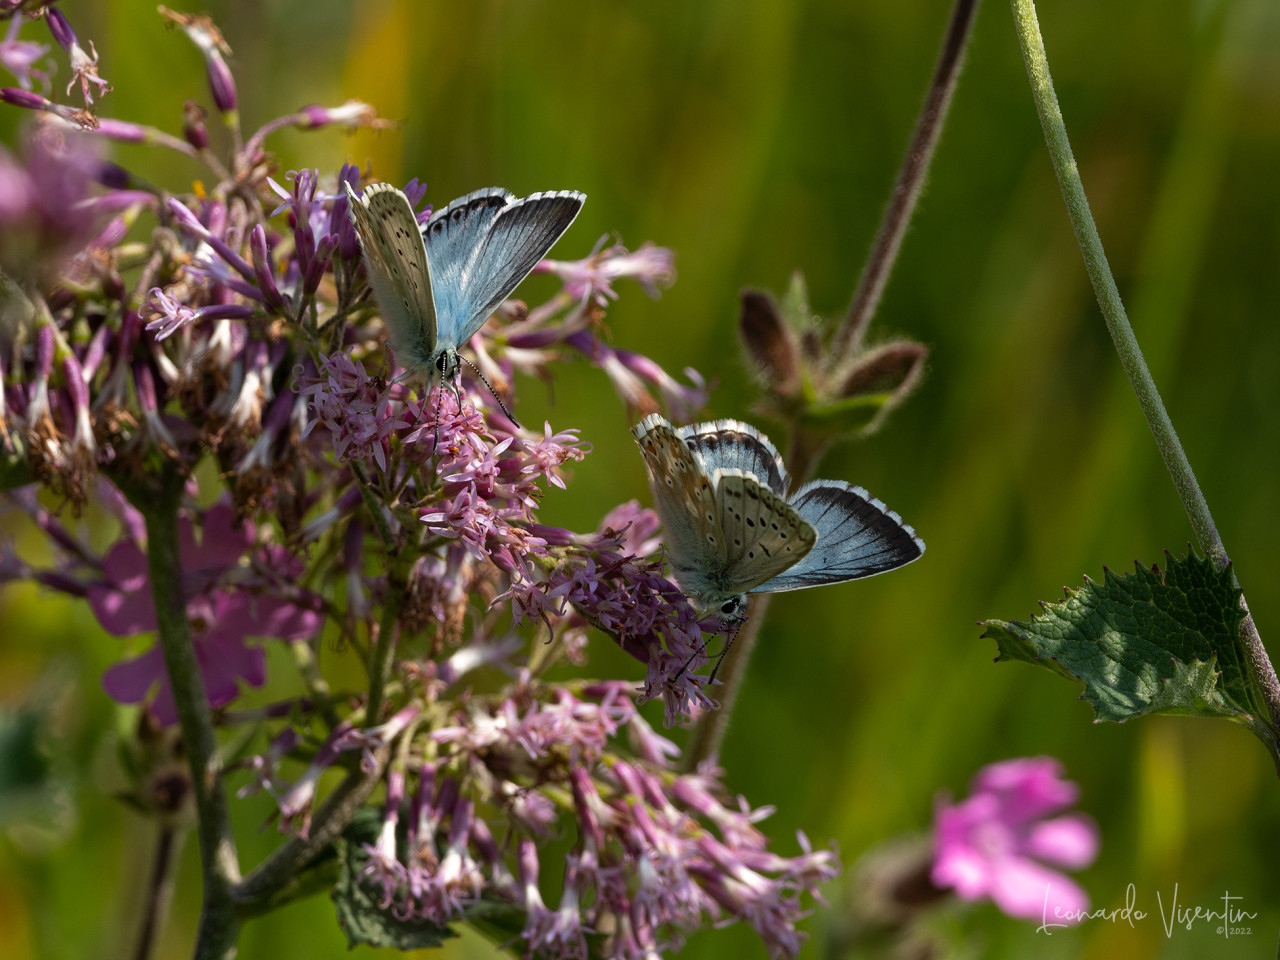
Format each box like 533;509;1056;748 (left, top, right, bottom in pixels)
738;288;800;396
834;340;927;401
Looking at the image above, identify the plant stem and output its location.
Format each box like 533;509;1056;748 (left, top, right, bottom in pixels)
231;754;387;906
685;0;981;771
133;824;182;960
832;0;982;358
1009;0;1280;744
134;469;241;958
366;561;407;724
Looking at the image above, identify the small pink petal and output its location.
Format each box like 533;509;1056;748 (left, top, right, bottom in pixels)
194;501;255;568
974;756;1079;823
100;537;150;585
197;631;265;703
216;593;322;641
101;644;165;702
88;583;159;635
149;680;179;726
931;844;993;900
1024;813;1100;870
988;855;1090;922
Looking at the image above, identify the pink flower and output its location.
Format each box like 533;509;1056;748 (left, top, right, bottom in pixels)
931;756;1099;923
537;239;675;306
90;502;323;724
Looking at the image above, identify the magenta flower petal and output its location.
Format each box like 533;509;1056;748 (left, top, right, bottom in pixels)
218;593;322;642
1023;813;1099;869
89;539;157;634
988;854;1090;922
197;630;266;701
193;501;255;569
101;643;165;703
932;756;1098;924
972;756;1078;822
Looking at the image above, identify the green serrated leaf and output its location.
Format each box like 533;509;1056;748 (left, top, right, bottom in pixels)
981;552;1273;738
332;837;457;950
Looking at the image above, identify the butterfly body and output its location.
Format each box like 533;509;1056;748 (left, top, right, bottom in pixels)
632;414;924;621
346;182;586;387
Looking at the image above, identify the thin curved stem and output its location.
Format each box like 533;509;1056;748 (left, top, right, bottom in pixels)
1009;0;1280;744
1010;0;1223;562
832;0;982;357
685;0;981;771
132;824;183;960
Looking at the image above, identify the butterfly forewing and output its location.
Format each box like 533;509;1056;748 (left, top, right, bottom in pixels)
715;469;815;594
676;419;789;495
632;415;727;592
424;188;585;349
346;183;437;371
752;480;924;593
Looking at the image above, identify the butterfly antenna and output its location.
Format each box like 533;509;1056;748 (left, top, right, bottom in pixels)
673;635;716;682
708;619;746;685
432;378;444;455
460;355;520;429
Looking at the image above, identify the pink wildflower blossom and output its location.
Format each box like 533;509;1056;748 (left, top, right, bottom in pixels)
931;756;1099;922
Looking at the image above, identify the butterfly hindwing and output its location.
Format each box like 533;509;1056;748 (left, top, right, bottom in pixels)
751;480;924;593
346;182;437;372
675;419;789;495
715;469;816;594
631;414;726;591
424;188;586;349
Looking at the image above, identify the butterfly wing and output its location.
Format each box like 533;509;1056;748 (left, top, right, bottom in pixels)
423;187;586;349
714;469;816;594
674;419;790;495
345;183;437;373
632;414;727;602
751;480;924;593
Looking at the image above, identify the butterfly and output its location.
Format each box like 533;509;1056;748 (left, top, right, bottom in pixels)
345;182;586;393
632;414;924;622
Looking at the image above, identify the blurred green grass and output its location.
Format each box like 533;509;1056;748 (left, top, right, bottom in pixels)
3;0;1280;957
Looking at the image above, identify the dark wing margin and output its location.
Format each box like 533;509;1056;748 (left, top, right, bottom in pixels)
676;419;789;495
751;480;923;592
456;190;586;339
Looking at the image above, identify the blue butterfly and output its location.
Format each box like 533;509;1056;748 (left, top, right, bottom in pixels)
633;415;924;622
345;183;585;392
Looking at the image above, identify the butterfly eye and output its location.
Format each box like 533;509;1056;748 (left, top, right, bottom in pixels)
435;353;449;373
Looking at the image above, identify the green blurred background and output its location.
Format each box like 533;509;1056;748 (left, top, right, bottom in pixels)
3;0;1280;957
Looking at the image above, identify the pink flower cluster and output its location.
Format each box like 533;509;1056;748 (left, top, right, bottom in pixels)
0;6;837;958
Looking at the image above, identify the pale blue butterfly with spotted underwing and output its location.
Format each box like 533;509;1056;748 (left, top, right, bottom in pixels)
345;182;585;416
633;414;924;624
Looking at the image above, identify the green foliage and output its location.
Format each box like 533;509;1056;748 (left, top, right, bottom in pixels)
982;552;1273;738
330;807;530;952
332;835;458;951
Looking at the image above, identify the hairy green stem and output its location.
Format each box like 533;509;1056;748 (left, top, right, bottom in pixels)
832;0;982;357
1009;0;1280;748
133;470;241;958
685;0;981;770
